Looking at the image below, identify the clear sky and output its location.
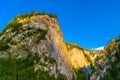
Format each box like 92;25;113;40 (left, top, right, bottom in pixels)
0;0;120;49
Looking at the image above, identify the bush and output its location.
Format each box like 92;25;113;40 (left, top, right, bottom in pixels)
108;39;117;52
75;69;87;80
57;74;68;80
33;29;47;43
0;40;10;51
35;11;41;15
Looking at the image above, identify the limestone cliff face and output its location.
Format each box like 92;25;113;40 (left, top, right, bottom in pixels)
30;15;74;79
65;43;91;69
1;13;119;80
0;14;75;80
0;13;98;80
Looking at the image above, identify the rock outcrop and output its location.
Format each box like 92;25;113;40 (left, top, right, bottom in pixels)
0;14;75;80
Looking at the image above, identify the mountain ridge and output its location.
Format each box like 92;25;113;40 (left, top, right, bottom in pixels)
0;11;120;80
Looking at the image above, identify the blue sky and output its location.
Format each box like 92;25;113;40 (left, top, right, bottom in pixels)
0;0;120;49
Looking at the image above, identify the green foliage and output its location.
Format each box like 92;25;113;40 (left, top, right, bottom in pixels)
0;57;35;80
10;40;17;45
20;45;29;51
56;74;68;80
65;42;85;51
35;69;56;80
14;10;35;19
0;52;66;80
0;19;22;36
42;53;56;65
7;21;22;32
0;20;22;36
115;45;120;60
33;29;47;43
5;37;12;42
108;39;117;53
0;40;10;51
15;14;30;19
49;57;56;64
33;28;47;34
75;70;87;80
106;64;120;80
15;10;57;19
90;64;95;73
35;10;41;15
47;13;58;18
29;10;35;16
106;70;115;80
115;36;120;42
106;42;120;80
18;27;47;43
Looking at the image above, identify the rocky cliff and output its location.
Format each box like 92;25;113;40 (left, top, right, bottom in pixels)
0;11;120;80
0;13;75;80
